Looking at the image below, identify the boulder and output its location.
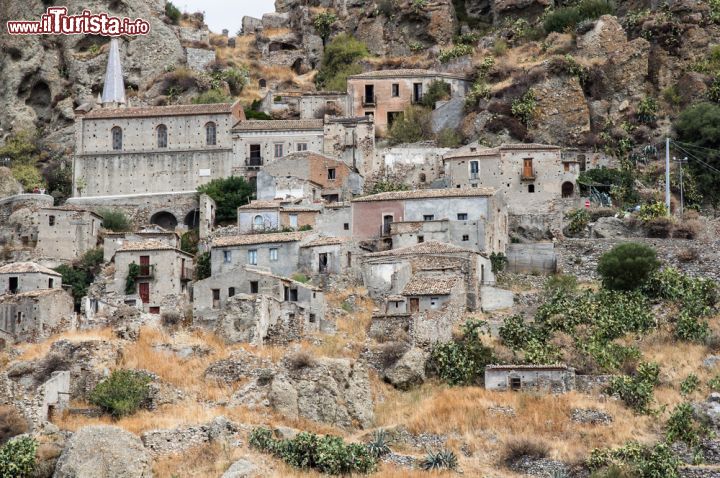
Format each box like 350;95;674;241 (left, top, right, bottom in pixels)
530;75;591;146
53;426;151;478
591;216;633;238
383;347;428;390
221;458;258;478
0;167;22;198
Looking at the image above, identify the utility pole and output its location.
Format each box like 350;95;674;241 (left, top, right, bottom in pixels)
673;156;688;216
665;138;671;213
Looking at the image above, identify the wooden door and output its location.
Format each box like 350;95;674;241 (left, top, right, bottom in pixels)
523;158;533;178
409;298;420;313
139;282;150;304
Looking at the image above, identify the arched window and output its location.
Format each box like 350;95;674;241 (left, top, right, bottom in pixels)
111;126;122;151
157;124;167;148
253;215;264;230
205;122;217;146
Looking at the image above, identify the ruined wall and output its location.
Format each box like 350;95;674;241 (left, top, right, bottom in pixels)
0;194;53;224
485;367;576;393
0;272;61;294
377;146;449;188
506;242;558;274
315;205;352;237
185;47;216;71
322;117;375;177
0;290;74;343
211;240;302;277
298;94;349;119
36;209;100;262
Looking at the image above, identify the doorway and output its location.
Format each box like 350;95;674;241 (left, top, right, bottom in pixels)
409;297;419;313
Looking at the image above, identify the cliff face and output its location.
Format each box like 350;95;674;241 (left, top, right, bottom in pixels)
0;0;185;134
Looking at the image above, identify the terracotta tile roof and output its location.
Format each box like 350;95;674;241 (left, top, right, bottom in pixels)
41;206;103;218
82;102;238;119
238;200;322;212
232;119;324;131
348;69;469;80
244;266;322;291
486;364;570;371
353;187;496;202
212;231;306;248
402;275;461;296
0;262;61;276
277;151;343;164
444;142;561;160
386;295;406;301
117;240;177;252
365;241;477;258
238;201;283;210
1;289;68;299
301;236;349;248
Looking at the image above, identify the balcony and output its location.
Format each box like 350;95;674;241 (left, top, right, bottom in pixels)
246;157;262;171
362;95;376;106
181;266;193;281
136;264;154;278
521;170;536;181
470;172;479;180
380;224;392;237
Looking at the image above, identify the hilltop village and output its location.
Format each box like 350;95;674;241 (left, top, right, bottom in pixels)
2;1;720;477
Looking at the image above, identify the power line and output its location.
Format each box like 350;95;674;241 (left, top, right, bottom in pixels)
671;142;720;175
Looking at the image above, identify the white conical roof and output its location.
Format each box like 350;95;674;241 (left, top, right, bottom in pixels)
101;38;126;106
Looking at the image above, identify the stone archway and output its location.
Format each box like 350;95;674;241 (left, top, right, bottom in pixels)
184;209;200;229
562;181;575;198
150;211;178;230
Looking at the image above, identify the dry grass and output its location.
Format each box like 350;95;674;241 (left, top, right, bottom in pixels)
153;441;242;477
16;328;115;361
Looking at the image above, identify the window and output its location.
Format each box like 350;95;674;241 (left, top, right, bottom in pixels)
364;84;375;104
289;214;298;228
343;223;349;230
149;306;160;314
228;287;236;297
157;124;167;148
462;235;469;241
269;248;278;261
528;184;535;193
419;173;426;183
223;250;232;263
212;289;220;309
253;215;264;230
510;377;522;391
296;143;308;152
470;161;479;179
423;215;434;221
111;126;122;150
413;82;423;103
247;249;257;265
309;313;316;323
8;277;17;294
523;158;534;178
250;281;259;293
48;215;55;226
274;143;283;158
364;111;374;118
249;144;261;163
17;312;22;324
430;297;439;309
327;168;336;180
347;251;352;267
564;162;570;172
205;122;217;146
48;278;54;288
391;83;399;97
457;213;468;220
417;236;424;243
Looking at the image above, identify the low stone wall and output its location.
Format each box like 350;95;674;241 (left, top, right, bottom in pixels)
575;374;614;394
186;47;216;71
557;238;720;282
680;467;720;478
0;193;53;223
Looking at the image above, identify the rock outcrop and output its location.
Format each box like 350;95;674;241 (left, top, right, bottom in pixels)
383;347;428;390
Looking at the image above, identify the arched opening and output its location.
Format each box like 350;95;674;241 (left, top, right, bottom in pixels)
419;173;426;183
259;79;267;88
111;126;122;150
253;214;264;231
205;122;217;146
184;209;200;229
269;42;298;52
291;58;305;75
157;124;168;148
562;181;574;198
150;211;178;230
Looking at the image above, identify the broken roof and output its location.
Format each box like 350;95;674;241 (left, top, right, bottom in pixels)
365;241;477;258
232;119;324;131
116;240;185;253
301;236;349;248
348;69;469;80
41;206;103;218
352;188;496;202
0;289;68;299
82;102;239;119
486;364;571;371
212;231;307;248
0;262;61;276
444;142;562;160
402;275;461;296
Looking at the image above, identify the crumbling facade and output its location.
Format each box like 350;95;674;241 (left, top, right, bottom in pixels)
0;289;74;343
0;262;62;294
485;365;576;393
210;232;308;278
35;207;101;262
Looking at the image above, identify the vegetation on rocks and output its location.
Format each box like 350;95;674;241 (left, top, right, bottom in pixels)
0;436;37;478
543;0;616;34
387;106;432;145
54;247;104;308
98;208;131;232
197;176;254;224
315;34;368;91
90;369;152;418
431;319;494;386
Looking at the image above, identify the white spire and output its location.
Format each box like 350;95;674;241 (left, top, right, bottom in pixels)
101;38;126;107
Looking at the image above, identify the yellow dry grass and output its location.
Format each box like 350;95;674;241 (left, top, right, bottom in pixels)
16;328;115;361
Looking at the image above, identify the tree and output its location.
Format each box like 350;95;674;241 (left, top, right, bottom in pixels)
197;176;255;224
597;243;660;291
315;34;368;91
98;208;131;232
90;369;151;418
674;102;720;205
387;106;432;145
313;11;337;47
54;248;105;309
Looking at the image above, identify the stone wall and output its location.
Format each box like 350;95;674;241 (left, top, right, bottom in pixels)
185;47;216;72
506;242;557;274
0;194;53;223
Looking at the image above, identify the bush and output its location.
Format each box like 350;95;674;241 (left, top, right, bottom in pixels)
11;164;45;192
565;208;590;235
387;106;432;145
606;362;660;414
490;252;508;273
0;406;28;445
643;267;717;315
438;44;474;63
666;402;708;448
420;80;451;108
503;438;549;466
165;1;181;24
588;441;679;478
160;310;183;327
645;216;674;238
637;202;667;222
680;374;700;397
597;243;660;291
544;274;578;295
430;319;493;386
544;0;615;34
286;351;315;370
192;89;231;104
675;311;710;343
436;128;463;148
0;436;37;478
420;449;458;471
368;180;408;195
315;34;368;91
313;11;337;46
366;430;392;459
196;252;210;280
511;89;538;126
54;247;105;309
98;208;131;232
197;176;254;224
90;369;151;418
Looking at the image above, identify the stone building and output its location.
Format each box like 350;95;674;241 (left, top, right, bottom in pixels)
0;287;74;344
299;92;349;119
210;231;309;278
485;364;576;393
298;236;356;277
315;203;353;238
111;240;193;314
35;207;102;262
238;201;321;233
0;262;62;294
256;151;364;203
102;226;180;263
346;69;471;133
322;116;375;178
443;143;611;232
375;146;451;189
351;188;507;255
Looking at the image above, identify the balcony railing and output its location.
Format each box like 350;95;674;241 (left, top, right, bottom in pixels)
521;170;536;181
380;224;392;237
470;172;479;180
137;264;154;278
362;95;376;106
181;266;193;281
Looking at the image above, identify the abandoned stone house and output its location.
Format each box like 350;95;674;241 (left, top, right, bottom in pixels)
102;226;180;262
111;240;193;314
238;201;321;234
193;265;325;336
351;188;508;255
210;231;309;278
315;203;353;238
35;207;102;262
377;146;451;189
0;290;74;344
299;92;349;119
298;236;356;277
361;240;494;312
322;116;376;178
346;69;471;133
443;143;605;231
0;262;62;294
256;151;364;203
484;364;576;393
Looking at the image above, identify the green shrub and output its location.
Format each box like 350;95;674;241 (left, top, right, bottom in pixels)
436;128;463;148
637;202;667;222
387;106;432;145
420;80;451;108
588;441;679;478
248;427;275;452
637;97;658;124
180;230;199;255
54;248;105;309
430;319;493;386
368;180;409;195
90;369;151;418
420;449;458;471
544;0;615;34
165;1;181;24
315;34;368;91
438;44;474;63
666;402;707;448
244;109;272;120
0;130;40;166
196;252;211;280
125;262;140;295
511;89;538;126
606;362;660;414
597;243;660;291
0;436;37;478
366;430;392;459
192;89;231;104
11;164;45;192
544;274;578;295
708;375;720;392
680;374;700;397
313;11;337;46
98;208;131;232
565;208;590;235
492;39;508;56
490;252;508;273
675;311;710;343
644;268;717;316
197;176;254;223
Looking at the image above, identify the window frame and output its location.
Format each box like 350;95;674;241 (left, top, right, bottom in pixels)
269;248;278;261
205;122;217;146
157;124;168;148
247;249;258;265
111;126;123;151
274;143;284;158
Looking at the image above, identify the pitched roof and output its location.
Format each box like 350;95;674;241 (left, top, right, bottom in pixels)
348;69;469;80
212;231;306;248
301;236;349;248
444;142;561;160
40;206;103;218
365;241;477;258
232;119;324;131
352;187;496;202
0;289;68;299
82;102;238;119
117;240;178;252
238;201;283;210
0;262;61;276
402;275;461;296
486;364;570;371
